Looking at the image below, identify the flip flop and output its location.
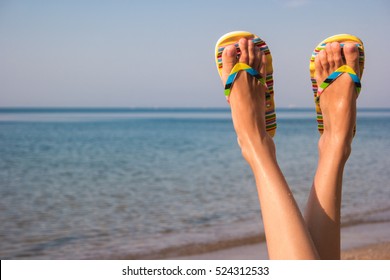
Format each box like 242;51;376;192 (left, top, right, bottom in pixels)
309;34;365;135
215;31;276;137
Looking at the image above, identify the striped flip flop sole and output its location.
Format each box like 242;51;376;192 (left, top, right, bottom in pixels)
309;34;365;135
215;31;276;137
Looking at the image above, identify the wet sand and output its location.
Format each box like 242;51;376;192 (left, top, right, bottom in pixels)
341;242;390;260
168;221;390;260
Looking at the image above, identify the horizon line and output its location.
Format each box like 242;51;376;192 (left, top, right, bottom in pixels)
0;107;389;112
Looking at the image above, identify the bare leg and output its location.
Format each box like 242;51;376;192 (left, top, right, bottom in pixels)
304;42;360;259
221;38;318;259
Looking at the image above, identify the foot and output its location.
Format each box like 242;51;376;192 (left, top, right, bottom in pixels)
220;38;275;164
315;42;360;160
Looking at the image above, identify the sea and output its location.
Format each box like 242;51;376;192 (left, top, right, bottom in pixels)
0;108;389;259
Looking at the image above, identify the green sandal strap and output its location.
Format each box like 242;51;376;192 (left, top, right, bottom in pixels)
317;65;361;101
224;63;266;99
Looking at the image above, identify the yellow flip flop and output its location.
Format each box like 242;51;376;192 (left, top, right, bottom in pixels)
215;31;276;137
309;34;365;135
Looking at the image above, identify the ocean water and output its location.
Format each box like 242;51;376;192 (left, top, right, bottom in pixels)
0;108;389;259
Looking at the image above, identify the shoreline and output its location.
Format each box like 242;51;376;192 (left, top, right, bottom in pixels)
160;221;390;260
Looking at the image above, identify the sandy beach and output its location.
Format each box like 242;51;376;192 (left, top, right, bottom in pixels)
166;221;390;260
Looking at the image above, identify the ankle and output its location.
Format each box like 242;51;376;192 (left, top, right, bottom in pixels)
241;134;276;166
318;133;352;163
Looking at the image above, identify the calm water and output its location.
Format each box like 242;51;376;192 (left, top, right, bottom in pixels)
0;108;389;259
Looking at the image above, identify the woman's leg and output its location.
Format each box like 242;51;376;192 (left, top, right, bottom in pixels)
221;38;318;259
304;42;360;259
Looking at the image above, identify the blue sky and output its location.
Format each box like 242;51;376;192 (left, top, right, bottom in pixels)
0;0;389;107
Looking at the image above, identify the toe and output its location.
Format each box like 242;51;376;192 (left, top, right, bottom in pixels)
221;45;238;85
314;51;324;81
343;43;360;77
259;50;266;79
318;50;329;73
257;47;264;72
248;39;255;66
315;50;329;83
238;38;249;64
248;39;262;72
330;42;343;69
325;43;335;70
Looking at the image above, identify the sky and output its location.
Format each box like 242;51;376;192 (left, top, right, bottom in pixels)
0;0;389;108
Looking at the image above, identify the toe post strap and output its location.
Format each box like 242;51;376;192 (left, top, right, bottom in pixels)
224;62;266;99
316;65;362;101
